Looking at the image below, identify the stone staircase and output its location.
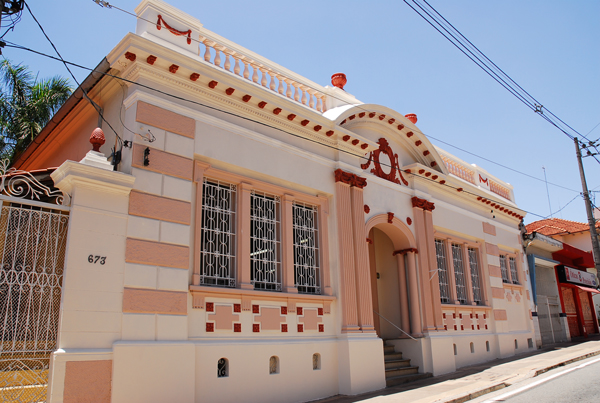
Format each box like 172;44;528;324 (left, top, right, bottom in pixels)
383;343;432;387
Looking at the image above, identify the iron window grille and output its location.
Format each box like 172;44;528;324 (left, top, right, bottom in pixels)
199;179;237;287
292;202;320;294
451;243;468;304
435;239;451;303
509;257;519;285
250;190;281;291
499;255;510;284
468;247;482;304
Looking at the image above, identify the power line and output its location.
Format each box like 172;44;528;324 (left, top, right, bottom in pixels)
404;0;600;159
89;0;600;172
5;38;578;193
23;1;123;149
5;41;552;219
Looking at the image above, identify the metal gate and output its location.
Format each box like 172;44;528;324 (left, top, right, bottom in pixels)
0;163;69;403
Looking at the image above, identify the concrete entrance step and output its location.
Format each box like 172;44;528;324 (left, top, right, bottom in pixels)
385;371;433;387
384;358;412;370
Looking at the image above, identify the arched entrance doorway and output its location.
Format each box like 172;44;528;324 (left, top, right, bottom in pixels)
366;215;418;339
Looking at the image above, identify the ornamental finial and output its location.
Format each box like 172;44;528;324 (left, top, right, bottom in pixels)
90;127;106;152
331;73;347;90
405;114;418;124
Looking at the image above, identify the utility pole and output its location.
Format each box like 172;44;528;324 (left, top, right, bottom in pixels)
574;137;600;274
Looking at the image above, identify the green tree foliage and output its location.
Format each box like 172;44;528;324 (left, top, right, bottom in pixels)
0;59;72;162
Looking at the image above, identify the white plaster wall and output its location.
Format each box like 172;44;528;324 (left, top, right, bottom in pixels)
112;341;195;403
194;339;339;403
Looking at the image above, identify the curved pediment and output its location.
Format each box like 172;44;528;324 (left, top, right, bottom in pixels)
326;104;447;176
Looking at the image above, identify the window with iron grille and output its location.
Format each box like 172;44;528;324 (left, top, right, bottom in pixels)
292;202;320;294
468;247;482;304
435;239;451;303
199;179;236;287
499;255;510;283
509;257;519;284
250;191;281;291
451;243;467;304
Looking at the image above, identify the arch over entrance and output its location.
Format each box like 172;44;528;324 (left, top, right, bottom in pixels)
366;214;420;339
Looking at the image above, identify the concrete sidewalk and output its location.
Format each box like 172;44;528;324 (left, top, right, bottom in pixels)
311;336;600;403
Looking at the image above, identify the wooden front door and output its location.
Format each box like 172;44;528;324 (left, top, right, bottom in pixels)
561;286;581;337
579;289;598;335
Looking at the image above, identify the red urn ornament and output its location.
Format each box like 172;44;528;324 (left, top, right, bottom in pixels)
405;113;418;124
331;73;347;90
90;127;106;152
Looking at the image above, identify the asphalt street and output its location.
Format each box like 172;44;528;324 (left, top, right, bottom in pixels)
471;355;600;403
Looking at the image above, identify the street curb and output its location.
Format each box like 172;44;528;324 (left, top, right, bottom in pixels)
533;349;600;376
443;383;507;403
443;348;600;403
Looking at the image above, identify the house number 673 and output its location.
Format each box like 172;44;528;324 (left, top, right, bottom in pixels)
88;255;106;265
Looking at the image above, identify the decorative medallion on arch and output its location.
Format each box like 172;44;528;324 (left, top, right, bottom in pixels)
361;138;409;186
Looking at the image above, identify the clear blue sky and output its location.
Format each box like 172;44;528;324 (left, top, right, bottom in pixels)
6;0;600;224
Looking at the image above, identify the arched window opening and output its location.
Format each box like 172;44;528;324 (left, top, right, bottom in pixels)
269;356;279;374
217;358;228;378
312;353;321;370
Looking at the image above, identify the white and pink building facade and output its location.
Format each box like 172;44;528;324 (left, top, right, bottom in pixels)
14;1;537;402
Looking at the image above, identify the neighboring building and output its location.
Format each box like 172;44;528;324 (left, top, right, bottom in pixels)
526;218;600;256
523;232;599;345
527;218;600;336
6;1;536;402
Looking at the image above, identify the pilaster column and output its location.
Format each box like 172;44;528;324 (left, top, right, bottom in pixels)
406;250;422;336
237;182;253;289
350;185;375;332
411;197;435;331
395;253;411;334
424;209;444;329
193;161;210;285
281;194;297;293
335;179;360;332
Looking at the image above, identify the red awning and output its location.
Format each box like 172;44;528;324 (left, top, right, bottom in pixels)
575;285;600;294
552;243;595;268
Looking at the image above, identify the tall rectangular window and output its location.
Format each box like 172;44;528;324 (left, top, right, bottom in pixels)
292;202;320;294
200;179;236;287
468;247;482;304
435;239;451;303
509;257;519;285
499;255;510;284
250;191;281;291
451;243;467;304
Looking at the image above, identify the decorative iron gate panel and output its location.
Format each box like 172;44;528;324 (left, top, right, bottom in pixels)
0;163;70;402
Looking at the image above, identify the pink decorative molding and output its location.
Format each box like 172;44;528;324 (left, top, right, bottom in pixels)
411;196;435;212
64;361;112;403
157;14;192;44
136;101;196;138
392;248;419;256
361;138;409;186
334;169;367;189
298;308;323;331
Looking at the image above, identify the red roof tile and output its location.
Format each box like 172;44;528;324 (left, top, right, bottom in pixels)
526;218;600;236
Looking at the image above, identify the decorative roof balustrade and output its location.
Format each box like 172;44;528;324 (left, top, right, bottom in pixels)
489;180;511;200
198;35;328;113
135;0;359;114
437;150;514;203
441;155;476;185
